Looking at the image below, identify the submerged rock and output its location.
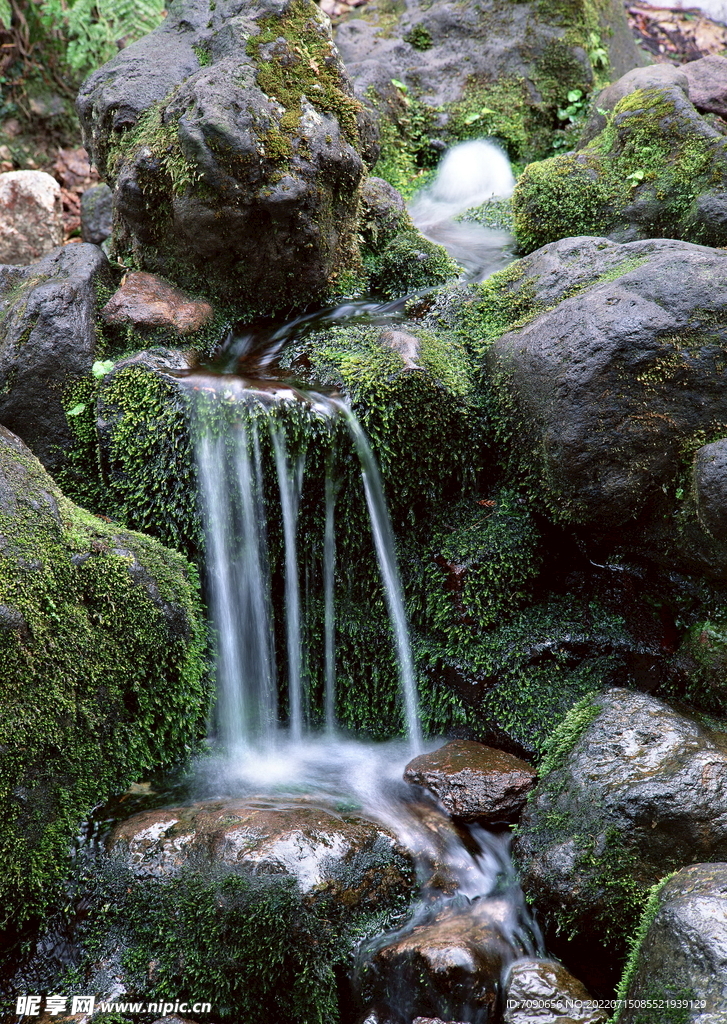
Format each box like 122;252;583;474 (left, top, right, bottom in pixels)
0;243;112;475
514;689;727;987
403;740;535;824
0;170;64;264
358;898;524;1023
503;959;607;1024
77;0;377;314
0;425;209;930
108;796;415;912
618;864;727;1023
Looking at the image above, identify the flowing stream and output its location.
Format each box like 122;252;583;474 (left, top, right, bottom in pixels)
186;141;543;1021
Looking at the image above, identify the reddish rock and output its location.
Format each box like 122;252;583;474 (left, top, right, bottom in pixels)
682;54;727;118
404;740;536;823
0;170;64;264
101;271;214;335
503;959;607;1024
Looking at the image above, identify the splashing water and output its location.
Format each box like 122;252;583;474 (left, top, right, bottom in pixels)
409;138;516;280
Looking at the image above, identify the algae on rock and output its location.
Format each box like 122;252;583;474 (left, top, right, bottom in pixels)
0;425;209;933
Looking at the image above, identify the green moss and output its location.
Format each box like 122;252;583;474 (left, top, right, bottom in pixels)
539;694;600;775
404;23;433;50
365;229;461;299
0;438;209;931
514;86;727;252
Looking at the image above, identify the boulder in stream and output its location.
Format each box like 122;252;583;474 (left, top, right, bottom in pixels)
503;959;607;1024
0;424;209;932
76;0;378;314
514;688;727;990
404;740;536;824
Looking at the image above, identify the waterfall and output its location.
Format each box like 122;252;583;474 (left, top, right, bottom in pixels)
193;388;421;752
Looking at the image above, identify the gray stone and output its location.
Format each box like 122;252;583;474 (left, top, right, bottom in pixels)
619;864;727;1023
0;170;64;265
403;740;536;823
77;0;378;313
579;64;691;146
503;959;607;1024
359;175;410;250
80;183;113;244
694;439;727;540
0;243;112;474
683;54;727;118
514;689;727;969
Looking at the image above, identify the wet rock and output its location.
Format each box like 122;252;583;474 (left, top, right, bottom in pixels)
0;170;64;264
358;898;524;1023
514;689;727;987
0;242;112;474
403;740;535;823
515;83;727;252
359;176;410;250
503;959;607;1023
77;0;377;313
683;54;727;118
101;271;214;335
80;182;113;244
694;439;727;540
453;235;727;578
619;864;727;1023
109;796;415;911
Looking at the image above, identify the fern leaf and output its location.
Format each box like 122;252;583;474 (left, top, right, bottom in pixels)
0;0;12;30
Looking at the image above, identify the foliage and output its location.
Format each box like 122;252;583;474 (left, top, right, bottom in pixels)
36;0;165;77
538;694;601;775
364;230;461;299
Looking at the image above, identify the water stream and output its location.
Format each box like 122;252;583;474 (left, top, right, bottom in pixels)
185;140;541;1020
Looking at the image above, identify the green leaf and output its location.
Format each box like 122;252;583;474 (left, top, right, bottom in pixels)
463;112;482;125
567;89;583;103
67;403;87;417
91;360;115;378
0;0;11;29
391;78;408;92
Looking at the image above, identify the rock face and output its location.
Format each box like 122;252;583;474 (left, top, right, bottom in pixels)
0;170;64;264
514;689;727;984
694;439;727;541
403;740;535;823
436;235;727;579
0;243;112;475
358;898;524;1023
682;54;727;118
77;0;377;313
108;797;415;911
80;182;113;244
514;78;727;252
101;271;214;335
0;425;209;928
618;864;727;1023
503;959;607;1024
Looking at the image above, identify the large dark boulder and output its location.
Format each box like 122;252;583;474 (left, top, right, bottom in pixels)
618;864;727;1023
77;0;378;314
426;235;727;578
0;425;209;932
0;243;112;475
513;689;727;989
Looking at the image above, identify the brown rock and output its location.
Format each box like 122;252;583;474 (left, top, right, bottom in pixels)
101;271;214;335
682;54;727;118
503;958;607;1023
404;740;536;823
0;170;64;264
108;796;415;911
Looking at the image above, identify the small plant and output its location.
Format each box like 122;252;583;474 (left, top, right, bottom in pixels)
557;88;587;126
404;24;433;51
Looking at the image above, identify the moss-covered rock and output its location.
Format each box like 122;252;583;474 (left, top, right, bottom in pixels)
513;84;727;252
0;425;209;933
77;0;378;315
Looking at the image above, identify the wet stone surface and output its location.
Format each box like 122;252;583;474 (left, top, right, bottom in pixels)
404;740;536;823
503;958;607;1023
101;271;214;335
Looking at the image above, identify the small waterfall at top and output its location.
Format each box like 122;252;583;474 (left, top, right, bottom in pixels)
192;382;422;753
409;138;516;280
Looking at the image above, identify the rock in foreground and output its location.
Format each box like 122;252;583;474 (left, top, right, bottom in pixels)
0;170;64;265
